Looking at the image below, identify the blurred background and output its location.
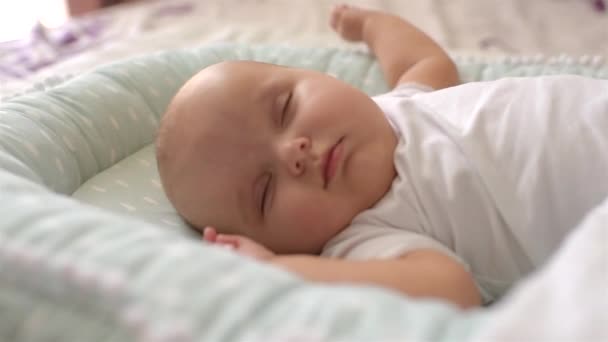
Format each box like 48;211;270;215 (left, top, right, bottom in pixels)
0;0;68;41
1;0;606;96
0;0;146;42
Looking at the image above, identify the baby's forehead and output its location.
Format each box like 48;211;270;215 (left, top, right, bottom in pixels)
183;62;272;101
203;60;285;81
173;60;297;153
183;63;293;114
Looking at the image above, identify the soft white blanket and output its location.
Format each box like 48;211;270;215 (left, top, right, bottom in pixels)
473;197;608;340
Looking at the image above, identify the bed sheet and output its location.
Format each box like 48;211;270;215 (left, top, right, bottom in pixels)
1;0;606;98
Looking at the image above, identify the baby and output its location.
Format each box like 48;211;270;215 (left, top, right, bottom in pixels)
156;4;608;309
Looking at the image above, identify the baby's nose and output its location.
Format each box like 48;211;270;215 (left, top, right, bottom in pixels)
280;136;311;176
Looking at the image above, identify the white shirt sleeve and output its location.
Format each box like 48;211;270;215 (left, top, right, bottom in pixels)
372;82;435;133
390;82;435;97
321;222;494;302
322;222;465;266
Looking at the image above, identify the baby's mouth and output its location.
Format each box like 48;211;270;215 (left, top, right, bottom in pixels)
322;137;344;188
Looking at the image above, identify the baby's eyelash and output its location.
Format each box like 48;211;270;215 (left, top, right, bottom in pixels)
281;92;292;125
261;174;271;215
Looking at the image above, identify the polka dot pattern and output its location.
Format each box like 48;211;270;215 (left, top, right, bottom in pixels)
73;144;189;233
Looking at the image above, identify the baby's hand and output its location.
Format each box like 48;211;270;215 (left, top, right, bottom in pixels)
203;226;275;261
330;4;378;42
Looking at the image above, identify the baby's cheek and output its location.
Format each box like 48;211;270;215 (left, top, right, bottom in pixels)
288;203;327;225
280;197;345;235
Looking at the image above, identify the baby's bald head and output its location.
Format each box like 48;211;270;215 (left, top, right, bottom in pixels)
156;60;397;254
157;61;285;232
156;61;238;230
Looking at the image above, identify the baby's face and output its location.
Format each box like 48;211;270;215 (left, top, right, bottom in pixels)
160;61;397;254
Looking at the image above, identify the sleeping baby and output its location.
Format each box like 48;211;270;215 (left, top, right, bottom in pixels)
155;4;608;308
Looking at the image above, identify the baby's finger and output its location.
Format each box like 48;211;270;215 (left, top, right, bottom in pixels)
203;226;218;242
216;242;236;251
215;234;241;248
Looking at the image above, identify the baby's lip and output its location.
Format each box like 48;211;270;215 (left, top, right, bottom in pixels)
322;137;344;189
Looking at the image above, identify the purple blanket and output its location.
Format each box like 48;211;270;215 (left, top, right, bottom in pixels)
0;16;109;80
0;1;195;81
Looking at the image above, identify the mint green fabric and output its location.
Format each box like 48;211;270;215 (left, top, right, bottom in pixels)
1;43;607;341
3;165;487;341
72;144;191;235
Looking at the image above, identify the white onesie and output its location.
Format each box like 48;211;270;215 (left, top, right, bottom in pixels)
321;75;608;303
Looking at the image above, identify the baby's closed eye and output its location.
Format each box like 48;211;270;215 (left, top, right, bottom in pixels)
275;91;293;127
260;173;273;216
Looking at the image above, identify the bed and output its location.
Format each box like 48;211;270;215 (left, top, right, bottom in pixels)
0;1;607;341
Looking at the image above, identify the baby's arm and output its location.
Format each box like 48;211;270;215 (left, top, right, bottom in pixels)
331;4;459;90
204;228;481;309
271;251;481;309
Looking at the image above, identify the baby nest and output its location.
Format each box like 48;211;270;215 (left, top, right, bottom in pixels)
0;43;606;341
